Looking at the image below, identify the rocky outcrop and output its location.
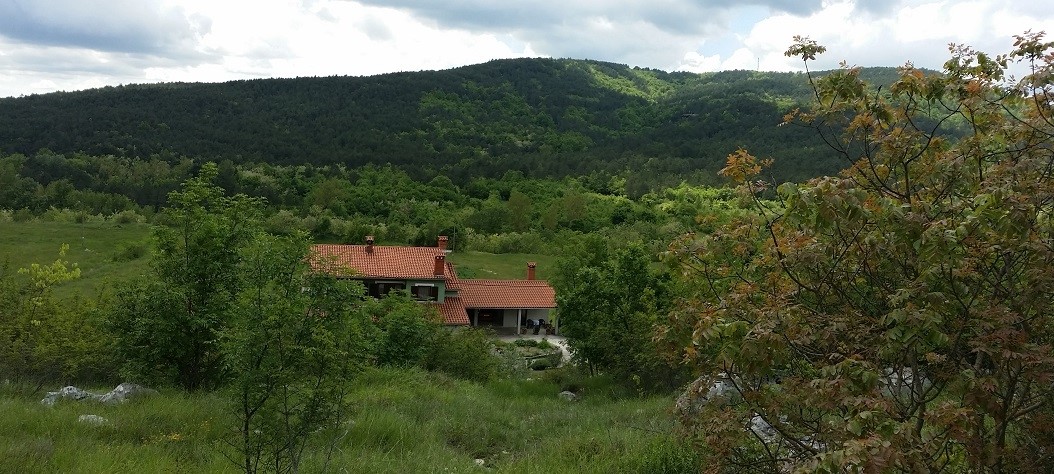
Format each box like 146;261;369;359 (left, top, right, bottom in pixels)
41;383;156;407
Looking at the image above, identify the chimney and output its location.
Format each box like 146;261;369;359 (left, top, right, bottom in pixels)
437;235;449;251
434;255;446;277
526;262;537;280
365;235;374;253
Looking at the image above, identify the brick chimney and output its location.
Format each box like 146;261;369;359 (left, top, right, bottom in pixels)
527;262;537;280
434;255;446;277
437;235;449;251
365;235;374;253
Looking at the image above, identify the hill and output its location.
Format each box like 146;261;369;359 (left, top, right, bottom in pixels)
0;59;909;185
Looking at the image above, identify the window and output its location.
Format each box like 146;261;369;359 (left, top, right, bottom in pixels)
368;281;405;298
411;284;439;301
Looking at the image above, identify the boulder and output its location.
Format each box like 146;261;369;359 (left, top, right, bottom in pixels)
99;383;157;404
41;383;156;407
675;373;740;418
558;390;578;402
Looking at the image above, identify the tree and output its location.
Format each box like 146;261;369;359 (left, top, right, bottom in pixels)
670;33;1054;471
222;233;371;474
109;163;263;390
554;238;686;391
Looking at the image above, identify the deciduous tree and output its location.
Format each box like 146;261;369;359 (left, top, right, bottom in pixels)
670;33;1054;472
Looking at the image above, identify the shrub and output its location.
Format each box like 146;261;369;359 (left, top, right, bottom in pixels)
112;210;142;224
111;242;148;262
12;208;33;222
427;328;498;382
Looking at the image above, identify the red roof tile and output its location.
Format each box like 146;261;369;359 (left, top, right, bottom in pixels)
432;296;469;325
458;279;556;309
312;244;448;280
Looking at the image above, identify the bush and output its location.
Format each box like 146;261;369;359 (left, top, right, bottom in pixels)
427;328;498;382
111;210;142;224
12;208;33;222
111;242;147;262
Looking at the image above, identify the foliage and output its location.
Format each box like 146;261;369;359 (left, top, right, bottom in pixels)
553;238;688;392
108;163;264;390
367;292;440;368
669;33;1054;472
0;247;115;384
426;328;500;383
222;233;371;474
0;61;923;191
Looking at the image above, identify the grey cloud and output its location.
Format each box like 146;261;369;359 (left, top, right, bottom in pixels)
0;0;207;58
350;0;822;69
354;0;823;36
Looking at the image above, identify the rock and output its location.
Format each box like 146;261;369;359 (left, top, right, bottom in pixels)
99;383;157;404
77;414;109;426
41;386;102;406
41;383;156;407
474;458;485;467
675;373;740;418
558;391;578;402
749;414;778;442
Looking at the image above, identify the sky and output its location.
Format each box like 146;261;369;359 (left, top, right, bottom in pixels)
0;0;1050;98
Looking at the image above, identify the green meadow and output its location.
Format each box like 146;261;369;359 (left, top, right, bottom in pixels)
2;368;694;473
0;219;555;297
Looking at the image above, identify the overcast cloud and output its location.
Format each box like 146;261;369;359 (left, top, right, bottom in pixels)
0;0;1050;98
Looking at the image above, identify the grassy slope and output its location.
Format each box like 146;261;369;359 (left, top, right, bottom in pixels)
0;220;152;297
0;368;693;473
448;251;559;280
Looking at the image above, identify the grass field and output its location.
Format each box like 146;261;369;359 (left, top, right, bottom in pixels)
447;251;559;280
0;220;153;297
0;220;559;298
0;368;695;473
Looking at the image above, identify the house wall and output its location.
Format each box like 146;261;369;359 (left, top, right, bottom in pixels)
499;308;552;327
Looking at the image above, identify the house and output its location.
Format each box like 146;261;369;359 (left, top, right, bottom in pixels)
311;236;556;334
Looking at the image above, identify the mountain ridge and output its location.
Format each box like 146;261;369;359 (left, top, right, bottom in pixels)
0;58;910;185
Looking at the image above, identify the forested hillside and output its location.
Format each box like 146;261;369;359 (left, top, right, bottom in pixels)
0;59;904;187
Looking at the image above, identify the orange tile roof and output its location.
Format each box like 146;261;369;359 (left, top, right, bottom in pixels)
458;279;556;309
432;296;469;325
312;244;450;281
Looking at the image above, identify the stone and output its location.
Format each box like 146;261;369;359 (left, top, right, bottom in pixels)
675;373;740;418
558;390;578;402
41;383;156;407
98;383;157;404
77;414;109;426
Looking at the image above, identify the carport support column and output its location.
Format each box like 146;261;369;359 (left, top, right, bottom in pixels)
517;309;523;335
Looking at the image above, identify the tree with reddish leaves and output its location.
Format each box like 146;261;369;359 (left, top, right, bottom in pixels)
668;32;1054;472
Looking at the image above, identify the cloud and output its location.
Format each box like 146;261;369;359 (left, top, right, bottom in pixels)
676;0;1054;74
0;0;206;57
0;0;1051;98
349;0;823;63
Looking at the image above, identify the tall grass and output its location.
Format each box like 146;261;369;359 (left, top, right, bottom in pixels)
0;368;696;473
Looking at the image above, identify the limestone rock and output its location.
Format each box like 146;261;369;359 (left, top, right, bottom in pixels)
77;414;109;426
558;390;578;402
41;383;156;407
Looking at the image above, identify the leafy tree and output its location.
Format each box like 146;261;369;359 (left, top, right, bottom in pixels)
670;33;1054;471
109;163;263;390
554;239;685;391
222;233;371;474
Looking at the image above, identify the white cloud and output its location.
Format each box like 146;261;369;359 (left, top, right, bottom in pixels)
0;0;1051;97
